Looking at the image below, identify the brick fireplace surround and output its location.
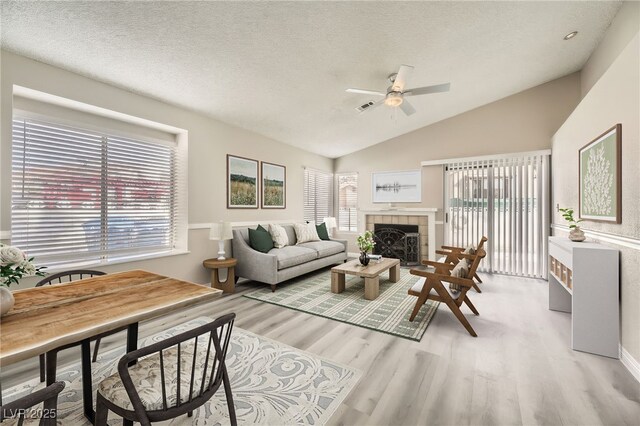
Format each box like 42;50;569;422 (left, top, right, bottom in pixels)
359;209;437;262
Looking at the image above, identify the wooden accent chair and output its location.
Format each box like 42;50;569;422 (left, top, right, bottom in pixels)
96;313;237;426
36;270;126;382
0;381;65;426
436;236;488;293
408;247;486;337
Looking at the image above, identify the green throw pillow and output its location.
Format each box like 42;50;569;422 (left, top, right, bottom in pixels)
316;222;330;240
249;227;274;253
256;224;268;233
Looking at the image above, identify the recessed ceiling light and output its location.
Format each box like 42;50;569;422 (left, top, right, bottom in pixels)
564;31;578;40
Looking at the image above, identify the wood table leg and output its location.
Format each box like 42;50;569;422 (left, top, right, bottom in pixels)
364;276;380;300
331;272;345;293
389;263;400;283
212;268;235;294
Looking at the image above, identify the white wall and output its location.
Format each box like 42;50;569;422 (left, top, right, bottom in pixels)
0;50;333;286
580;1;640;97
552;32;640;365
334;73;581;252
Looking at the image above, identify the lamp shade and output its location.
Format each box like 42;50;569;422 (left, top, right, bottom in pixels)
209;222;233;241
323;217;337;229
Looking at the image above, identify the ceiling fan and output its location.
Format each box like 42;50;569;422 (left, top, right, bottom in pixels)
346;65;450;116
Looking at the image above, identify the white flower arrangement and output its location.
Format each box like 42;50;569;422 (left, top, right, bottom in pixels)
0;244;45;287
356;230;376;253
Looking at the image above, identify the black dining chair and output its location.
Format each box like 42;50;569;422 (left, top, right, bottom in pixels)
0;381;65;426
96;313;237;426
36;270;127;382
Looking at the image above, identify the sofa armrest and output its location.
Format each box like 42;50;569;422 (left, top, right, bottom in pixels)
330;238;348;253
232;232;278;284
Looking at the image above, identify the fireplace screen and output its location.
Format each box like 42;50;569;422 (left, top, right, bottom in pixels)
373;224;420;266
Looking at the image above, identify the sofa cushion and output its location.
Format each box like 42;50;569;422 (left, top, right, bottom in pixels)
283;225;297;245
268;246;317;269
269;224;290;248
294;222;320;244
316;222;330;240
298;240;345;258
249;227;274;253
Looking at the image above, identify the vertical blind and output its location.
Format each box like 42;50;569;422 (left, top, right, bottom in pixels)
303;168;333;225
337;172;358;232
445;154;550;278
11;117;177;268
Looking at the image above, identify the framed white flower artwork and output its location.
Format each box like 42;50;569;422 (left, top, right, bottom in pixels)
579;124;621;223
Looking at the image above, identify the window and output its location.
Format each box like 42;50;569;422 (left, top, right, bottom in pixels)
303;168;333;225
11;117;179;268
337;173;358;231
444;153;550;278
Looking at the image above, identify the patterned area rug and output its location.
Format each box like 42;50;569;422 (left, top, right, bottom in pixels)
244;267;439;341
3;318;361;425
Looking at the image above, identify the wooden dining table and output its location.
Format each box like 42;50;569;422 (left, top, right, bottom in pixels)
0;270;222;424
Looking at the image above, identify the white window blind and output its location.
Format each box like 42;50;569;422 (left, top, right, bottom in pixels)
444;153;550;278
303;168;333;225
337;173;358;232
11;117;178;268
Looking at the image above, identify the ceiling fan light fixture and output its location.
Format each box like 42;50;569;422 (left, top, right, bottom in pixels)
384;92;403;107
564;31;578;40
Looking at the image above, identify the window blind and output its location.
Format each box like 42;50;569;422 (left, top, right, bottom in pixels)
337;173;358;232
303;168;333;225
11;117;177;268
444;154;550;278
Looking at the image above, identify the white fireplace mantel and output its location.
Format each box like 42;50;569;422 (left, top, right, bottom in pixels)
358;208;438;260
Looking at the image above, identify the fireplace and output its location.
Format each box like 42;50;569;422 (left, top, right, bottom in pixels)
361;209;435;262
373;223;420;266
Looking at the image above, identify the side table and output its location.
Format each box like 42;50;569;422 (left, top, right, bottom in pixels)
202;258;237;293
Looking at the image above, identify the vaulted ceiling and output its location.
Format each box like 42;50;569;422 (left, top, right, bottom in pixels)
0;1;621;158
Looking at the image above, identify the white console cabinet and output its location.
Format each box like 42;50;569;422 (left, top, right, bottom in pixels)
548;236;619;358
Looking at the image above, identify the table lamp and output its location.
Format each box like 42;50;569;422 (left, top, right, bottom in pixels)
209;222;233;260
323;217;337;237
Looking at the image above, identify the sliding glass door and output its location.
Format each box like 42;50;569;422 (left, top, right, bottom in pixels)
444;153;550;278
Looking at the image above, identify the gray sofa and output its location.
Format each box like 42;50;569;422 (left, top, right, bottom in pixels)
232;225;348;291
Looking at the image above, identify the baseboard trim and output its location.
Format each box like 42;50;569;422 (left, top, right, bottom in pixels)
620;345;640;383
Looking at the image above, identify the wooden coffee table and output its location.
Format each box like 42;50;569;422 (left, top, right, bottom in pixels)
331;257;401;300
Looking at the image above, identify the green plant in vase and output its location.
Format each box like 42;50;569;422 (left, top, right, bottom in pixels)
356;230;375;266
559;207;585;242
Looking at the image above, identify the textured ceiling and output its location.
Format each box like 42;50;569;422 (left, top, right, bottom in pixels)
0;1;621;158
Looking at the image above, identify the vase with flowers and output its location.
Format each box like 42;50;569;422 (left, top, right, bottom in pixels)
559;207;586;242
356;230;376;266
0;244;45;316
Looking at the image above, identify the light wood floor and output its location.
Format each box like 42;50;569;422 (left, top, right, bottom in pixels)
3;270;639;425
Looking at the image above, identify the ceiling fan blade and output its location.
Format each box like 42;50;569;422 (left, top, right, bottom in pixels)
359;98;385;113
404;83;451;96
346;88;386;96
392;64;414;92
399;99;416;116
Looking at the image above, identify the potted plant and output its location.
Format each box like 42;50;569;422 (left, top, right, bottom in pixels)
0;244;45;316
356;230;376;266
559;207;586;242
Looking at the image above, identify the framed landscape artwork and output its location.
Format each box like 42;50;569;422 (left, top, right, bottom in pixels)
261;161;286;209
227;155;259;209
579;124;621;223
372;169;422;203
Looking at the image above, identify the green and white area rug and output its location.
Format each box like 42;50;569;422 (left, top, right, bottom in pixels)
244;268;439;341
3;318;361;425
